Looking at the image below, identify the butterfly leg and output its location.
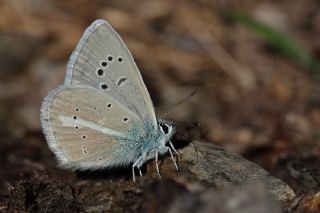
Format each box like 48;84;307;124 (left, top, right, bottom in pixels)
168;147;179;171
154;150;162;179
169;141;180;158
132;156;143;182
132;165;136;182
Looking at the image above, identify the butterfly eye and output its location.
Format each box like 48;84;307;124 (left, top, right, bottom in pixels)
160;123;169;134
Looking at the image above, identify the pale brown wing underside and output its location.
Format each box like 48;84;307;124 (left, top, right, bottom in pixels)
40;85;143;170
65;19;157;132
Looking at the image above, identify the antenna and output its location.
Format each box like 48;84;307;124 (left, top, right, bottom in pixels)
161;89;197;118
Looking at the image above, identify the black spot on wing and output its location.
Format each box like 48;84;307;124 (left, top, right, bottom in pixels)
117;77;127;86
100;83;108;90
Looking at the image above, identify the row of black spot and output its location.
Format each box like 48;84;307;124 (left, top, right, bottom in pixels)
81;145;104;161
73;96;127;156
72;104;128;142
73;103;112;121
99;77;127;90
96;55;125;90
96;55;123;77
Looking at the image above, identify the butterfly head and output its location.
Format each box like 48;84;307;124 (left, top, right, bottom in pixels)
157;119;175;146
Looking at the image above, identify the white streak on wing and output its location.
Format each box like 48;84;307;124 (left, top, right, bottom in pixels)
58;115;132;140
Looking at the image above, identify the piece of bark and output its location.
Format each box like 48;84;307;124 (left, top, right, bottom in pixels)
295;191;320;212
143;180;282;213
152;140;295;203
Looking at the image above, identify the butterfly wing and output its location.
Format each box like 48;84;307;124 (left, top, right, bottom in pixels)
40;86;144;170
65;19;157;132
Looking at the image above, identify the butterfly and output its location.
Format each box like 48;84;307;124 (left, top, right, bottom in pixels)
40;19;179;182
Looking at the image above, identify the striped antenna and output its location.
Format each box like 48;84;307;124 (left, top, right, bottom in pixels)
162;89;197;118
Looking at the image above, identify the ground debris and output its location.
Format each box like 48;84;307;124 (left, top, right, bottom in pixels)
142;180;282;213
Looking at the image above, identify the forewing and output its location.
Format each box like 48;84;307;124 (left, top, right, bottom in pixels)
40;86;143;170
65;19;157;131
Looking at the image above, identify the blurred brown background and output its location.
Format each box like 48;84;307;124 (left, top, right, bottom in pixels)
0;0;320;210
